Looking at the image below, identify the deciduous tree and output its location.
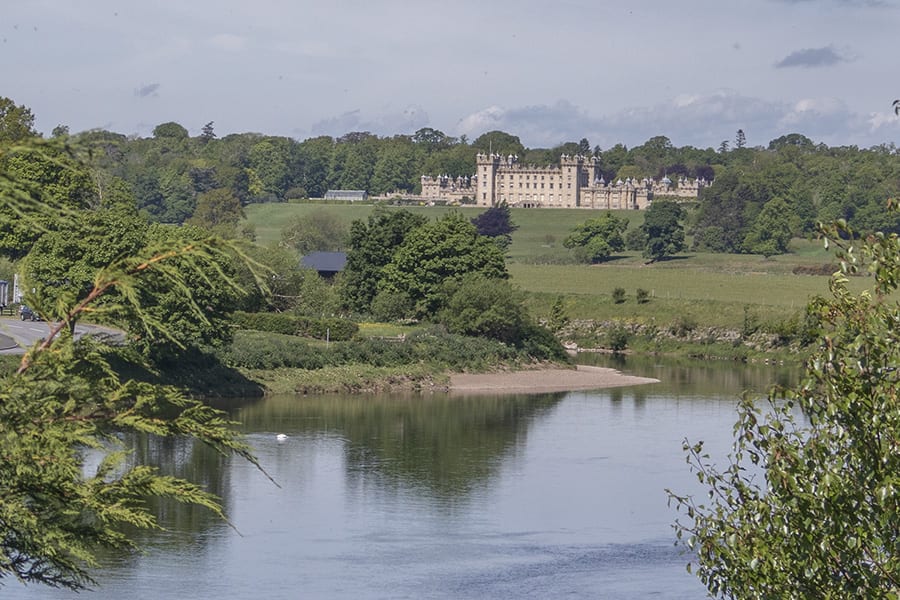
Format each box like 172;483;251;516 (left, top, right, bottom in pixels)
280;208;348;254
742;196;793;257
471;203;518;250
340;208;427;313
641;200;685;262
380;212;507;317
0;97;38;143
670;215;900;597
187;187;244;237
563;213;628;263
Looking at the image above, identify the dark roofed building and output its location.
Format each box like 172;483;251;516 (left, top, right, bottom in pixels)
301;251;347;278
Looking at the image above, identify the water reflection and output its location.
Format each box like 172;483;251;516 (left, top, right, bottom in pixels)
7;358;794;600
581;352;799;395
222;393;566;501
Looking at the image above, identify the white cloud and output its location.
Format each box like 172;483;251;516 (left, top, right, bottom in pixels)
453;91;900;151
309;105;430;138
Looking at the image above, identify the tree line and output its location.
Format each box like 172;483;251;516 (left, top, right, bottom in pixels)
5;95;900;256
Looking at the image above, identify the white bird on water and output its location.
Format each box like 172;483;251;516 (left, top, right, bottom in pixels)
276;433;288;441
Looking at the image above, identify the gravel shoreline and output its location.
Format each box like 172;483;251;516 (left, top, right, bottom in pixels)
448;365;659;394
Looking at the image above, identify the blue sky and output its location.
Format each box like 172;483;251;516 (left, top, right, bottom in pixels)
3;0;899;150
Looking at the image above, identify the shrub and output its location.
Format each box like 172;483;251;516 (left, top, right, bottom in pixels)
517;322;571;362
607;325;629;353
223;331;326;369
231;311;298;335
231;311;358;341
669;315;697;337
625;227;646;251
741;305;759;339
437;276;527;344
636;288;650;304
612;287;626;304
371;290;413;322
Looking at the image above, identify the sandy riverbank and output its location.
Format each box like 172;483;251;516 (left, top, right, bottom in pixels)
448;365;659;394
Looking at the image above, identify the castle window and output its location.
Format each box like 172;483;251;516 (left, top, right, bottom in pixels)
549;183;554;189
541;183;545;189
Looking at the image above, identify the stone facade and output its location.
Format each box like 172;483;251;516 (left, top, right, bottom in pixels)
420;153;709;209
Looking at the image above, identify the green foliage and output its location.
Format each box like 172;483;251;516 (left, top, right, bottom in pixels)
119;224;247;361
740;305;759;339
223;330;326;369
547;296;570;332
670;216;900;597
607;324;629;353
224;326;563;372
186;187;245;237
233;244;305;313
293;269;342;317
0;96;38;143
625;227;647;251
380;212;508;317
370;136;418;195
152;122;189;140
436;275;528;344
248;138;292;200
471;203;518;250
20;208;148;318
669;314;697;337
636;288;650;304
341;208;428;313
231;310;358;341
641;200;685;262
281;208;348;254
370;289;413;322
563;212;628;263
471;131;525;157
612;287;626;304
0;141;98;259
0;142;268;590
742;196;793;257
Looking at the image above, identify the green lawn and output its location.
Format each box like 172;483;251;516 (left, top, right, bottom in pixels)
244;201;866;332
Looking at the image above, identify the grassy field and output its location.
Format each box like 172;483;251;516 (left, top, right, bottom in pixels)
244;201;864;332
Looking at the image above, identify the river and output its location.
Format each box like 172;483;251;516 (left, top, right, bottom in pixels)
6;357;797;599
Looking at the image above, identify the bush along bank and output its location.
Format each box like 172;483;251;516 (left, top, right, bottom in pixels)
220;325;572;394
231;311;359;341
557;315;816;363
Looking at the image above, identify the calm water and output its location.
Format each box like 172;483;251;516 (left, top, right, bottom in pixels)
8;358;796;599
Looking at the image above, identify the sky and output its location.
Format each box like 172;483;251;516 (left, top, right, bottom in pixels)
3;0;899;151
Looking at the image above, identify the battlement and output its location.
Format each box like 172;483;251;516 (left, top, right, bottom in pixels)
424;154;708;209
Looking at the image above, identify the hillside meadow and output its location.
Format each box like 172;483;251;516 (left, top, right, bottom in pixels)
244;202;866;334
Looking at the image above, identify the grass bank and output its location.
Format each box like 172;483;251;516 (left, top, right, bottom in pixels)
243;202;867;366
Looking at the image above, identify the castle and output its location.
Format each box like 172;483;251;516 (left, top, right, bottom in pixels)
420;153;708;209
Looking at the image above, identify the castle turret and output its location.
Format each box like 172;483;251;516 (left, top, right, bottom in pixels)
560;154;585;207
475;152;502;207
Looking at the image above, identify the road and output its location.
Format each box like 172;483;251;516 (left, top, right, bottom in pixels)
0;317;124;354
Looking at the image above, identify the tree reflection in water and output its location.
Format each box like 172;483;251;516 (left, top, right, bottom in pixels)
226;393;566;501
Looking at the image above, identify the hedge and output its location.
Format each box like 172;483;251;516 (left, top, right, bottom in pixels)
231;311;358;341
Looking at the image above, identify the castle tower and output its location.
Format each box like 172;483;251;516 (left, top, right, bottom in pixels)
475;152;502;207
559;154;585;207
